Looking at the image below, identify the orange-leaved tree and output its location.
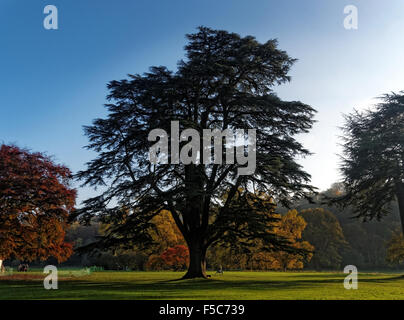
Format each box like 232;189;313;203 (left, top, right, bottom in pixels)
146;210;187;270
0;145;76;269
266;210;313;271
149;210;186;252
208;209;313;271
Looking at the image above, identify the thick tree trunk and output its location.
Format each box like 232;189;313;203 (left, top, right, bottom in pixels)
182;239;207;279
396;181;404;234
0;260;3;273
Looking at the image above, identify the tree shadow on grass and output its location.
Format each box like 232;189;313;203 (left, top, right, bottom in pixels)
3;273;404;299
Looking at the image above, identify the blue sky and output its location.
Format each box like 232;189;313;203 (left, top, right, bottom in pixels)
1;0;404;203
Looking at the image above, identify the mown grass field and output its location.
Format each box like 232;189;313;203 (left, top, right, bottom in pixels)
1;270;404;300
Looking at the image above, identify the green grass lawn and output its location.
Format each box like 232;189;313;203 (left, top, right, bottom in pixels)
1;270;404;300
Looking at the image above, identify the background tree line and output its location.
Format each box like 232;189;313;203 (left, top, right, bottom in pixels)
10;182;399;272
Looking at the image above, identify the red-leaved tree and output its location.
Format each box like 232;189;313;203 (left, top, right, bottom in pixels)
0;145;76;267
161;245;189;271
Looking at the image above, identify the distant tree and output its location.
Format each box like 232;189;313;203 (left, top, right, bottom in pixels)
386;231;404;265
207;209;313;271
75;27;316;278
66;221;100;248
300;208;348;269
161;245;189;271
266;210;313;271
149;210;186;252
206;245;248;270
81;209;185;270
335;92;404;233
287;184;402;269
0;145;75;269
146;254;166;271
145;210;186;270
64;221;101;267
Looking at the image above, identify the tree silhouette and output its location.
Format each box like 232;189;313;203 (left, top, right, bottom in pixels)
75;27;316;278
336;92;404;234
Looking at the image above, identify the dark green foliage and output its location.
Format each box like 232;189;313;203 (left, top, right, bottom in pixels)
74;27;316;278
300;208;348;270
294;185;401;270
333;92;404;232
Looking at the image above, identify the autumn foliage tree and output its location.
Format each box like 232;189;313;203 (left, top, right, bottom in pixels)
151;212;189;271
86;209;186;270
146;210;186;270
207;209;313;271
0;145;76;268
265;210;313;271
161;245;189;271
149;210;186;252
386;231;404;265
